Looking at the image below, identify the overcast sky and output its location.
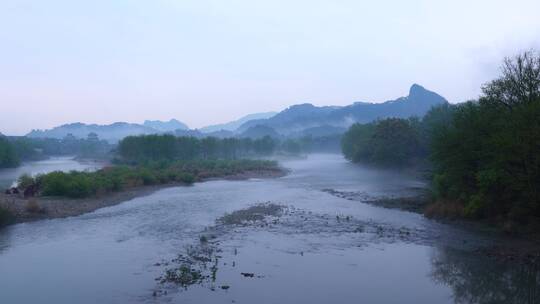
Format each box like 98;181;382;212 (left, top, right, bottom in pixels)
1;0;539;135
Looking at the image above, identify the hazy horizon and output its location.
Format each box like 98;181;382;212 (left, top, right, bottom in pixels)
2;0;540;135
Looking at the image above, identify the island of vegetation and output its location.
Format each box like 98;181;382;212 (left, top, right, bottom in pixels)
0;135;284;226
341;51;540;233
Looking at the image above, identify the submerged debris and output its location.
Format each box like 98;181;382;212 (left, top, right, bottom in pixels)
218;203;284;225
162;265;204;286
157;203;286;294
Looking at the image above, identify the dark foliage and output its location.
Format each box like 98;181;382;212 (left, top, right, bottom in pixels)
117;135;276;163
21;159;278;199
4;135;113;163
342;51;540;228
429;51;540;226
341;117;424;167
0;206;14;227
0;136;20;168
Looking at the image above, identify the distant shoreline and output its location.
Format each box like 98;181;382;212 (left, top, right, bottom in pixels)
0;168;287;225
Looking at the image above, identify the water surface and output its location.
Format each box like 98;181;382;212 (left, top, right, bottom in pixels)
0;154;536;304
0;156;103;189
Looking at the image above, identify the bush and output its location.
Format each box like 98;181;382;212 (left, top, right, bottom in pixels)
28;159;278;199
0;207;14;227
177;173;195;184
0;137;20;168
17;174;35;190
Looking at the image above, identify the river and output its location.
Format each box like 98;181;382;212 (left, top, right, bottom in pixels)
0;154;537;303
0;156;103;189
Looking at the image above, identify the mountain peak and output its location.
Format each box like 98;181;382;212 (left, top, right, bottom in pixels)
407;84;448;105
409;83;426;96
287;103;316;110
200;112;277;133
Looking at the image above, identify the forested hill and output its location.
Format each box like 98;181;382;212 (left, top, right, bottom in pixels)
237;84;448;135
22;84;446;143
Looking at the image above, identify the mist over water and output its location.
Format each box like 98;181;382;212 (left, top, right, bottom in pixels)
0;156;103;189
0;154;535;304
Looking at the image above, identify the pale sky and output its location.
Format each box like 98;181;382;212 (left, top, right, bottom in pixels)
1;0;539;135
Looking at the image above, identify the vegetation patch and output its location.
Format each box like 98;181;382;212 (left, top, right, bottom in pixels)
9;159;279;199
0;136;20;168
428;52;540;229
0;206;14;228
117;134;277;163
162;265;205;287
341;51;540;230
218;203;284;225
341;117;426;167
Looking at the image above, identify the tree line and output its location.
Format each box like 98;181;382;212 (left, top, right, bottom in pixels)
0;136;19;168
117;135;277;163
0;134;113;169
342;51;540;229
12;159;279;199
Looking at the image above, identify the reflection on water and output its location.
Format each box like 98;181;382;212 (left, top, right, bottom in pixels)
0;154;537;303
0;156;103;189
432;246;540;304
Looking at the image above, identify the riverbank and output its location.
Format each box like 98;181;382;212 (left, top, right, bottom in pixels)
0;168;286;225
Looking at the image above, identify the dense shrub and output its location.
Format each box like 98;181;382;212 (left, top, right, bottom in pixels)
27;159;277;199
17;174;35;190
0;136;20;168
0;207;14;227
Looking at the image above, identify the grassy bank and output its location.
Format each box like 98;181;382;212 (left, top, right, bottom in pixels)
16;159;280;199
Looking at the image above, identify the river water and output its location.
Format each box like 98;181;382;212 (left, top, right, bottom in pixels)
0;156;103;189
0;154;537;304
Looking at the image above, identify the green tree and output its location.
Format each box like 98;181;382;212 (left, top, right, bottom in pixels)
430;51;540;225
0;136;20;168
341;118;422;167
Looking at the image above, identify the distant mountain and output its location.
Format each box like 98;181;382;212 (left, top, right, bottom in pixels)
143;119;189;132
173;129;203;138
200;112;277;133
171;129;236;139
291;125;347;138
238;84;447;135
204;129;235;138
26;122;161;143
239;125;280;139
27;118;190;143
26;84;446;143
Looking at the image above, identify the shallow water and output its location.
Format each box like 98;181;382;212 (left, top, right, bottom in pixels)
0;154;537;304
0;156;103;189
